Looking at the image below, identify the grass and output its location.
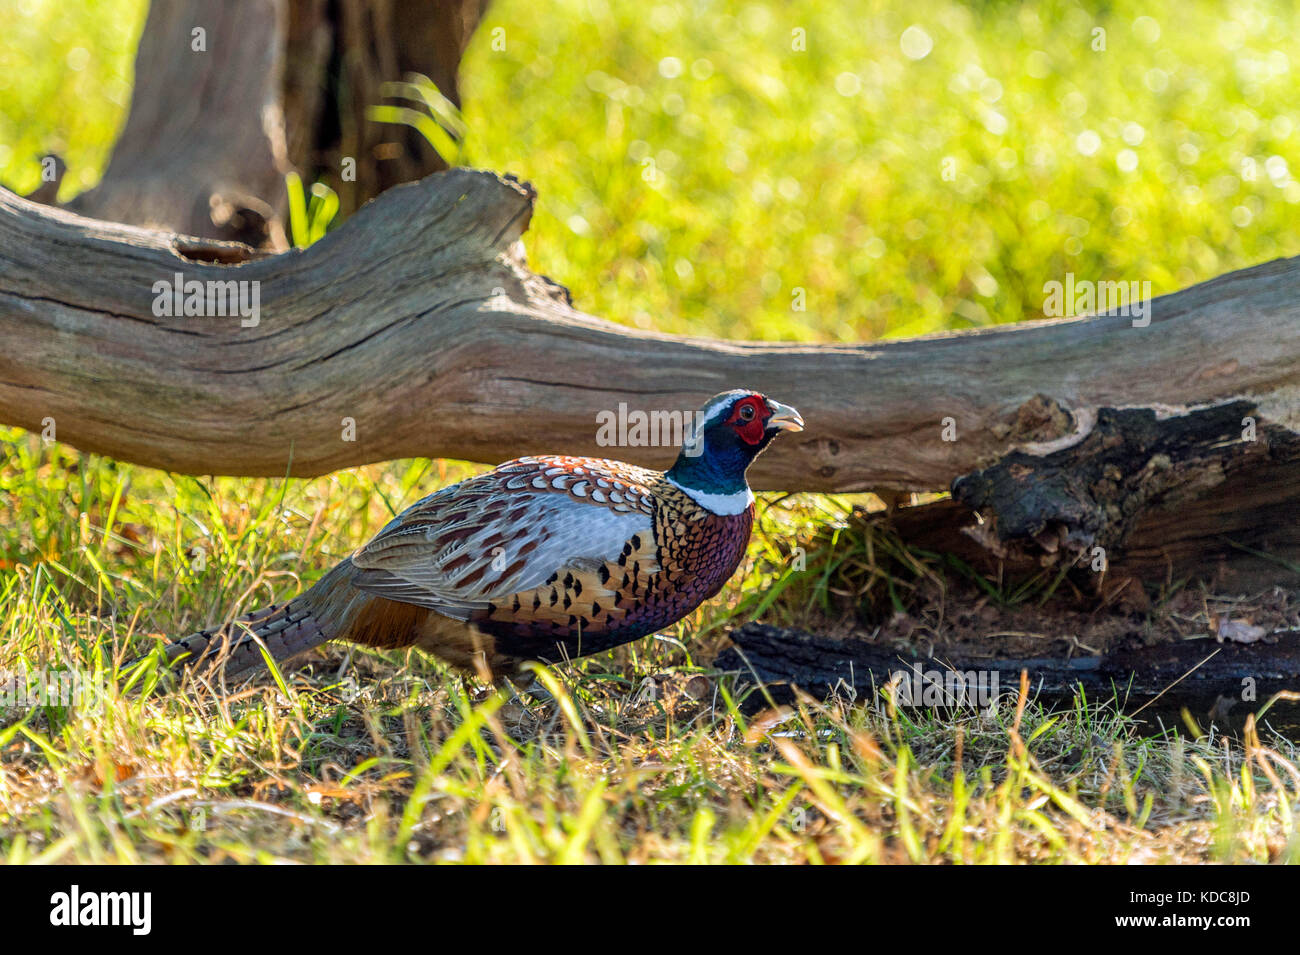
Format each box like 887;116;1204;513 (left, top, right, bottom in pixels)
458;0;1300;340
3;0;1300;862
3;430;1299;863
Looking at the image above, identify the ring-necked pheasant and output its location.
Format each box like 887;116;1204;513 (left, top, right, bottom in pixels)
158;390;803;682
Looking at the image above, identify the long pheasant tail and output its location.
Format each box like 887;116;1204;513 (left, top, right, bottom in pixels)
163;599;332;682
148;560;361;684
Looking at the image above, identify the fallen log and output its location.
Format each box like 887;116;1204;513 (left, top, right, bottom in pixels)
716;623;1300;723
5;0;1295;705
3;167;1299;504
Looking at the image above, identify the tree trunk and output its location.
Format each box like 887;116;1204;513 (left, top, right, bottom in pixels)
61;0;488;247
65;0;292;247
6;0;1293;700
6;0;1300;593
283;0;490;218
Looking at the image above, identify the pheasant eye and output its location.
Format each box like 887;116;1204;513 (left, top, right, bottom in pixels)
738;404;755;421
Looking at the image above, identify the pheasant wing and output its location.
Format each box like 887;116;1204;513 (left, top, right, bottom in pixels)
349;457;657;620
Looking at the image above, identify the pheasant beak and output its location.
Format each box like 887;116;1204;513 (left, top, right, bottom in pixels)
764;399;805;433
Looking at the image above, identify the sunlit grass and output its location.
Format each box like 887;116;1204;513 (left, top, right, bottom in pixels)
2;428;1299;862
457;0;1300;340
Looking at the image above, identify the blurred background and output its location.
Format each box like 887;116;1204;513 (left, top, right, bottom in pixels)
3;0;1298;343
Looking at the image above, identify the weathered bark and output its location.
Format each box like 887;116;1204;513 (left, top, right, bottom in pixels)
11;0;1291;693
889;450;1300;592
948;402;1300;584
2;166;1300;509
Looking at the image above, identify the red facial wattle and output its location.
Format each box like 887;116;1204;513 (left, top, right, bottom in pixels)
726;395;769;445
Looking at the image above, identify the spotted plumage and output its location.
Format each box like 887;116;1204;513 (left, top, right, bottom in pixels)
160;391;803;681
468;460;754;661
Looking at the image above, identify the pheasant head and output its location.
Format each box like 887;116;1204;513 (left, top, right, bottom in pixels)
665;390;804;515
